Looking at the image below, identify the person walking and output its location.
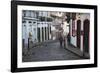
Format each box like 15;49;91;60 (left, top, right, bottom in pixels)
58;26;64;47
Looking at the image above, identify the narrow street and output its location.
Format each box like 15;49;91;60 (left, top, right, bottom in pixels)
23;41;84;62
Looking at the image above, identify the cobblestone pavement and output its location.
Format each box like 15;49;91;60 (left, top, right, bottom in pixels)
22;41;84;62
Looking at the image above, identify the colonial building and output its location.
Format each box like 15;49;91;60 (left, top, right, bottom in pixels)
22;10;53;48
50;12;69;39
69;13;90;56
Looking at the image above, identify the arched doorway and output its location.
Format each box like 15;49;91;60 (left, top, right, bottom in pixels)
83;19;90;53
77;20;81;49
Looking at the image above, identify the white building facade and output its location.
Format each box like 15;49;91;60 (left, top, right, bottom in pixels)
22;10;53;48
70;13;90;55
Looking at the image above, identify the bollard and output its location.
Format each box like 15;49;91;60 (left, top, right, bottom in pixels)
28;38;30;49
22;39;25;49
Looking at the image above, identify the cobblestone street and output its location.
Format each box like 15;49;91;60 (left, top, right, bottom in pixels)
23;41;84;62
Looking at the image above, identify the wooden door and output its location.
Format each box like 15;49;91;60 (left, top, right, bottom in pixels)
77;20;81;48
83;19;90;53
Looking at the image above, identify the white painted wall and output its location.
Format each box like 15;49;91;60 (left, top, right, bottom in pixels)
70;19;77;46
23;21;52;43
22;10;53;44
70;13;90;52
80;14;90;51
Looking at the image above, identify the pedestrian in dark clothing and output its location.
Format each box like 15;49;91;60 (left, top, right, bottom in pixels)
59;35;63;47
58;27;64;47
67;33;70;45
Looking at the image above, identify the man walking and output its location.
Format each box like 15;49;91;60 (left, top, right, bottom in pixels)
58;26;64;47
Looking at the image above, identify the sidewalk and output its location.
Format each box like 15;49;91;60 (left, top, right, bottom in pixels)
65;44;90;59
65;44;83;57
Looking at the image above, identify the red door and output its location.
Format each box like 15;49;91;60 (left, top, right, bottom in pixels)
77;20;81;49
